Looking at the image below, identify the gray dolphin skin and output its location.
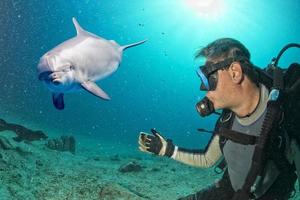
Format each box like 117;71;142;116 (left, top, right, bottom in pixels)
37;17;146;110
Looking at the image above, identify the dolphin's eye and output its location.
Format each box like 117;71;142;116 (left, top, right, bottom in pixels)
62;65;75;72
62;66;73;72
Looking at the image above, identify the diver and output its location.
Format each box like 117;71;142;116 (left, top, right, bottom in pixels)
138;38;300;200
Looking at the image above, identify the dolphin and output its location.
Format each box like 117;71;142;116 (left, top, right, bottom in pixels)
37;17;146;110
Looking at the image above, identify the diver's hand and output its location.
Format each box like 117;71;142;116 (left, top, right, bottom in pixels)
138;129;175;157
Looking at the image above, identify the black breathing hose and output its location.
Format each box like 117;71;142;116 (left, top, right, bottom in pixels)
273;43;300;67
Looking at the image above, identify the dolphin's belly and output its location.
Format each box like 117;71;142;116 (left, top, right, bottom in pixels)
45;81;82;93
68;37;122;81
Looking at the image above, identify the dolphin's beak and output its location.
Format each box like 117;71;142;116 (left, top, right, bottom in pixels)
38;71;62;86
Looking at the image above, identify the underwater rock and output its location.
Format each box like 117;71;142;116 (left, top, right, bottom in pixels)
0;119;7;131
98;183;147;200
15;146;33;156
110;154;121;161
0;136;14;150
0;118;48;142
0;186;10;199
13;130;48;142
93;156;101;161
35;159;43;167
46;136;76;154
151;167;160;172
118;161;142;173
0;158;8;171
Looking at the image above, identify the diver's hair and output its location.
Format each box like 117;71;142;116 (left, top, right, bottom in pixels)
195;38;258;84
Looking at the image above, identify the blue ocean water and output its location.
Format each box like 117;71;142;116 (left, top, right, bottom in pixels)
0;0;300;151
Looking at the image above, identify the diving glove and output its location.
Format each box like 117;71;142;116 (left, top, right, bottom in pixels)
138;129;175;157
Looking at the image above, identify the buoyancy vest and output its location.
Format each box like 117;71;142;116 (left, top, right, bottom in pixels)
222;85;282;198
214;85;297;199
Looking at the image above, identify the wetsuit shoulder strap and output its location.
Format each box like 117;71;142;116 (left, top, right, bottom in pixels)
215;110;235;149
218;127;258;145
213;110;234;174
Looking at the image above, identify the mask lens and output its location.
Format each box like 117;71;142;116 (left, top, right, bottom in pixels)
196;68;210;91
208;72;218;91
197;58;235;91
197;68;218;91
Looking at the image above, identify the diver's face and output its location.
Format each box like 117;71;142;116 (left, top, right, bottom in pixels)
205;69;235;110
197;57;245;110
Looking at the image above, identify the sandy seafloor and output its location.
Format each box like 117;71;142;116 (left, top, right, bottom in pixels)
0;129;299;200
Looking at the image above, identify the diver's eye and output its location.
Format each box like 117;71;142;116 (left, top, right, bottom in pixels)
210;73;217;81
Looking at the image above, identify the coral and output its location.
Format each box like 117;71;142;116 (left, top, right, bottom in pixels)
46;136;76;154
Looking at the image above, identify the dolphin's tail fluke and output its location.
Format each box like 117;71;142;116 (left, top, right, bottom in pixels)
120;39;147;51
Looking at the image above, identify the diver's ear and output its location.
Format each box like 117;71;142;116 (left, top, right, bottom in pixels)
229;62;243;84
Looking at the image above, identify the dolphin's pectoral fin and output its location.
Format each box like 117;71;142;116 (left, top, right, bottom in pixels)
52;93;65;110
81;81;111;100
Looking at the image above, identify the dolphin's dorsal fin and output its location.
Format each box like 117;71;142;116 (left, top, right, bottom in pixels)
72;17;85;36
72;17;102;39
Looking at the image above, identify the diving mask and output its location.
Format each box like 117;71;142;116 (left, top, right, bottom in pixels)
197;57;243;91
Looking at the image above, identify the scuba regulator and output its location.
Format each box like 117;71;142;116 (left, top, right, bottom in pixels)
195;96;215;117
